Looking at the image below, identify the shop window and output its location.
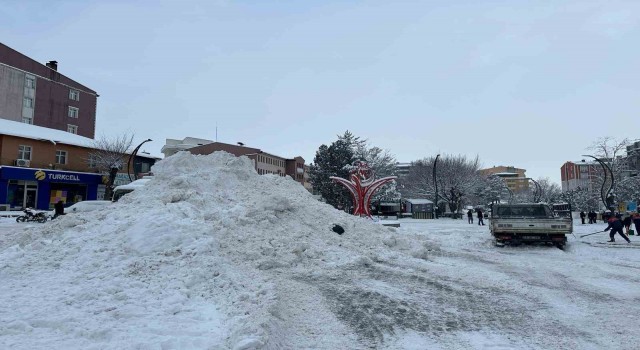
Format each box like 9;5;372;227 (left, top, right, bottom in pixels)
18;145;32;160
56;150;68;164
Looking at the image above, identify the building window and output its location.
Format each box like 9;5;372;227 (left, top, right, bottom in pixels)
68;106;79;118
69;89;80;101
56;150;67;164
67;124;78;134
18;145;32;160
22;116;33;124
140;162;151;173
88;154;98;168
23;97;34;108
25;76;35;89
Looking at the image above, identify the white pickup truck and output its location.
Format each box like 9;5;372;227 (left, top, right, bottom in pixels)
489;203;573;248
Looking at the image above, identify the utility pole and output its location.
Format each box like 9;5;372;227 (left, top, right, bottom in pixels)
433;154;440;219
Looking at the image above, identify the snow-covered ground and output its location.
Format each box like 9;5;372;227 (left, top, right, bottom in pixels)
1;152;639;350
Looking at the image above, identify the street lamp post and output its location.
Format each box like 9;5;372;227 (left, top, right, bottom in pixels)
527;178;542;203
582;154;615;211
128;139;152;182
433;154;440;219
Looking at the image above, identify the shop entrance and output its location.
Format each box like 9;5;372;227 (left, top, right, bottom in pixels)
49;183;88;209
8;180;38;209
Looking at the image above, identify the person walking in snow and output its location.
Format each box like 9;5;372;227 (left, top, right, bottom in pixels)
53;200;65;220
622;214;632;235
633;213;640;235
604;215;631;243
476;208;485;226
580;211;586;224
467;209;473;224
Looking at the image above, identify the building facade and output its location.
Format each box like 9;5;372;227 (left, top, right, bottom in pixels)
161;137;216;158
626;140;640;177
560;160;599;192
171;140;309;187
0;119;158;209
0;43;98;138
479;166;529;193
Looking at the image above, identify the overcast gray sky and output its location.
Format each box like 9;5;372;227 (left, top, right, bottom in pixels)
2;0;639;184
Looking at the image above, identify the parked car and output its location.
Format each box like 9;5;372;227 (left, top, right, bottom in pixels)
66;200;113;213
49;200;112;217
112;177;153;202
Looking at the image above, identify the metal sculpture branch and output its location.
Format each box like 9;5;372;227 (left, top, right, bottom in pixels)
330;161;397;218
528;178;542;203
128;139;152;182
582;154;615;210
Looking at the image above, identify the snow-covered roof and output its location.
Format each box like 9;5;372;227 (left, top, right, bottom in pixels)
405;198;433;204
0;118;94;148
0;119;162;159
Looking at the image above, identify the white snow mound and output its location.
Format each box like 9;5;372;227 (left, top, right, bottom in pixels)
0;151;410;349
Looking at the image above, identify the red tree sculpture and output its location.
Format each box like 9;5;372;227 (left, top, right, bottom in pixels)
330;161;397;218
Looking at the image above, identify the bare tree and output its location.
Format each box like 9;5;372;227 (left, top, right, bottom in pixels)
510;177;562;204
587;137;636;205
535;177;562;204
88;133;134;200
402;154;482;215
473;174;510;205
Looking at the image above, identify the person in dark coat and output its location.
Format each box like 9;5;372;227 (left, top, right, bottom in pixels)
590;211;597;224
622;214;633;235
580;211;586;224
53;200;65;220
467;209;473;224
604;215;630;243
633;213;640;235
476;208;485;226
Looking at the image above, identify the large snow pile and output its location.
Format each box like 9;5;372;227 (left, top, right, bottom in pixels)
2;151;640;349
0;151;415;349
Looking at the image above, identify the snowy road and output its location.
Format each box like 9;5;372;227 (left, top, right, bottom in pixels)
1;216;639;349
253;219;640;349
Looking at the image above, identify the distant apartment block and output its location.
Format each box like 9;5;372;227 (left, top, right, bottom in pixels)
560;160;600;192
479;165;529;193
395;162;411;177
0;43;98;138
163;138;309;188
626;140;640;177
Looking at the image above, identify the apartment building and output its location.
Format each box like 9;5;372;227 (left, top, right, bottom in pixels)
560;160;600;192
479;165;529;193
0;119;158;210
165;139;308;187
626;141;640;177
0;43;98;138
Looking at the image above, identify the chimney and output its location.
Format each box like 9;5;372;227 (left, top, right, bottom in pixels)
46;61;58;71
